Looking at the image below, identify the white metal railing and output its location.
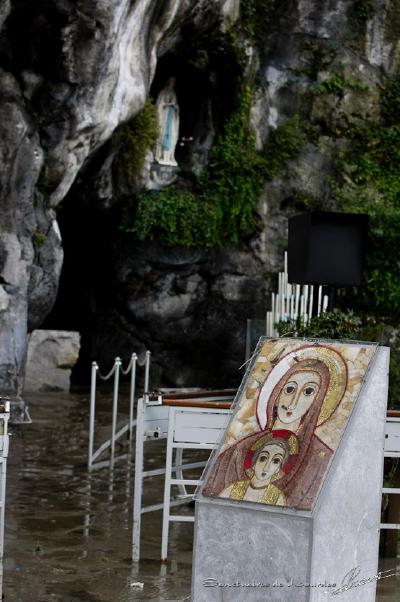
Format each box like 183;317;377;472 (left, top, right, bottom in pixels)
0;400;10;599
131;391;235;562
381;415;400;530
87;350;151;471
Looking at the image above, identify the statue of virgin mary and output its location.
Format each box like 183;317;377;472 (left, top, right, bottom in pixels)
154;77;179;166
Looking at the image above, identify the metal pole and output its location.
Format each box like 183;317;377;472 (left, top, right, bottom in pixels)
161;406;175;561
88;362;98;471
83;473;92;540
110;357;121;469
129;353;137;445
0;414;9;599
144;350;151;403
132;397;144;562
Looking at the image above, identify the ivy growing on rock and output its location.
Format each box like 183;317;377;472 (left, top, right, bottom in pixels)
354;0;375;22
115;101;159;185
334;75;400;318
120;89;308;247
316;73;345;96
33;230;46;248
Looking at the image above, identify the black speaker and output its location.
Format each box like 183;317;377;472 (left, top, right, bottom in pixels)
288;212;369;286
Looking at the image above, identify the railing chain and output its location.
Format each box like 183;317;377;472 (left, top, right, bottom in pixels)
88;352;147;471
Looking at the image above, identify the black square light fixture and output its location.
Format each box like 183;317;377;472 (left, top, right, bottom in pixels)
288;212;369;286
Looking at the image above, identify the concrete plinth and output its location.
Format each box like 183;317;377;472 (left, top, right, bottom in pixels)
192;346;389;602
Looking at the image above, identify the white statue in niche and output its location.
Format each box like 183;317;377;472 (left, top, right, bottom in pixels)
154;77;180;166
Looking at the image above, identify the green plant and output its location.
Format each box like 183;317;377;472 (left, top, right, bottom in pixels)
123;88;266;246
316;73;344;96
381;76;400;126
346;76;370;91
334;123;400;317
262;115;310;178
354;0;375;22
33;230;46;247
121;91;309;247
115;101;159;184
122;189;204;247
275;309;363;340
240;0;275;53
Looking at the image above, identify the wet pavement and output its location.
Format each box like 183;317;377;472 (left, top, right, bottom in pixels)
3;392;400;601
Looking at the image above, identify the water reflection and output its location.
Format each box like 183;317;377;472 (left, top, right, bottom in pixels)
4;392;192;602
3;392;399;601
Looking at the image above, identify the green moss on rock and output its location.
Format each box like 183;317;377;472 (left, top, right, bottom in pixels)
115;101;159;184
121;89;309;248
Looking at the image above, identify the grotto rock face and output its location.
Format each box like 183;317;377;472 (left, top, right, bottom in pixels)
0;67;57;394
0;0;399;391
24;329;80;392
0;0;238;392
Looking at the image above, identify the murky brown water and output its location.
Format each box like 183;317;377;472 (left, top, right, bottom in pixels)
3;392;400;601
4;392;192;602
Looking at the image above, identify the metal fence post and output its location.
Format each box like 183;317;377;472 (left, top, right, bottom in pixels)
144;350;151;403
110;357;121;469
88;362;98;471
132;396;144;562
129;353;137;445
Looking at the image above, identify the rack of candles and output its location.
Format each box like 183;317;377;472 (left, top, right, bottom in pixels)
266;252;329;337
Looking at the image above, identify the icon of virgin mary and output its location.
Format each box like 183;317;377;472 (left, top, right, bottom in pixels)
203;344;348;510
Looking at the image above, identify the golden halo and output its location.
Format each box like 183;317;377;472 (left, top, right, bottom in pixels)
315;346;348;426
287;345;348;426
256;343;348;430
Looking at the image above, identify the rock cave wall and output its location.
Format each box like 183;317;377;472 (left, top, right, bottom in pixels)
0;0;399;392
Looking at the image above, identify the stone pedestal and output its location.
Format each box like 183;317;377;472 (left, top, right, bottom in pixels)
148;162;179;190
192;347;389;602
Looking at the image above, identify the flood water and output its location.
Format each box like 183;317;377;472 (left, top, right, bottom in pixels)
3;392;400;601
4;392;192;602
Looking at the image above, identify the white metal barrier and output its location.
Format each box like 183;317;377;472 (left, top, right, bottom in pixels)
132;391;234;562
0;400;10;599
381;412;400;530
88;350;151;471
161;405;231;561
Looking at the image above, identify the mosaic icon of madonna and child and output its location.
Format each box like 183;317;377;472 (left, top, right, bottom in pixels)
202;339;376;510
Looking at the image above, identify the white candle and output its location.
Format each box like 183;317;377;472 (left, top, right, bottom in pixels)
271;292;275;314
317;285;322;317
309;285;314;321
303;285;309;314
295;285;300;318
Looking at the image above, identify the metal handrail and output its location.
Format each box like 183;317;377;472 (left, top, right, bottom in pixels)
88;351;151;470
